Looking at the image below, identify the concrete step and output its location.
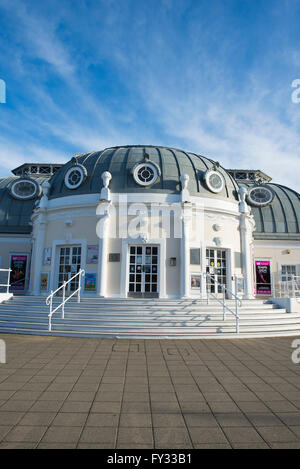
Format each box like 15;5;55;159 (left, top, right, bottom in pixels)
0;305;286;314
0;295;299;339
1;315;300;330
9;298;269;305
0;302;281;312
1;325;300;339
0;308;299;320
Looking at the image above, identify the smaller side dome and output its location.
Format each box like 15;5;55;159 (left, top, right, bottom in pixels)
242;182;300;240
0;176;46;234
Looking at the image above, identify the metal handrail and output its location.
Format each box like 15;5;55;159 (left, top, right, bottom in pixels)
272;274;300;301
292;275;300;302
203;272;241;333
46;269;85;332
0;269;12;294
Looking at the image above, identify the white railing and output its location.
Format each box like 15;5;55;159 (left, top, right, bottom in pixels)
203;273;241;333
46;269;85;332
272;274;300;302
0;268;12;294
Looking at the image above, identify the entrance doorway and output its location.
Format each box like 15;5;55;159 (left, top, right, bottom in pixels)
128;245;159;298
206;248;227;295
58;246;81;293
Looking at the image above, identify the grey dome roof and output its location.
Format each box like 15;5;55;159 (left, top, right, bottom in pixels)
244;183;300;240
49;145;239;201
0;176;47;234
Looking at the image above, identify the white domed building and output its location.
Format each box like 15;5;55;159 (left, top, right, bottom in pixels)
0;145;299;338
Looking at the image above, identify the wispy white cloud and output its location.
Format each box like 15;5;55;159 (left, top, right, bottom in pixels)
0;138;67;172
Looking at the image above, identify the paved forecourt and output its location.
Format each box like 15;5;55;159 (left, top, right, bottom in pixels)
0;334;300;449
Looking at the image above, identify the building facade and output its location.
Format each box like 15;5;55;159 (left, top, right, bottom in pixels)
0;145;299;300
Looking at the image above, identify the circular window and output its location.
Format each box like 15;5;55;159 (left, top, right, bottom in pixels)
247;186;274;207
64;165;87;190
204;170;225;194
10;178;41;200
133;163;158;186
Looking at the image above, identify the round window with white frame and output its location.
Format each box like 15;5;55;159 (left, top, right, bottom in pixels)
10;178;41;200
64;164;87;190
204;169;225;194
133;162;159;187
247;185;274;207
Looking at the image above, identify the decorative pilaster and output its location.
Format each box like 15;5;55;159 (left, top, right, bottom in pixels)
180;204;192;298
97;172;112;297
97;205;110;297
238;186;255;299
30;181;50;295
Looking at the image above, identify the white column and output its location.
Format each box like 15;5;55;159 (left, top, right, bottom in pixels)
96;172;112;298
31;213;47;295
29;181;50;295
97;204;110;297
240;214;255;299
238;187;255;299
180;205;192;298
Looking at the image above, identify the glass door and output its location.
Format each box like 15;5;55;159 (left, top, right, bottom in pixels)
128;245;159;298
206;249;227;295
58;246;81;293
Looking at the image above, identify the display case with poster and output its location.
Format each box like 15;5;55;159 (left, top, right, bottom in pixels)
255;260;272;295
190;274;201;291
9;254;29;291
87;245;98;264
43;248;52;265
84;273;97;292
40;273;49;291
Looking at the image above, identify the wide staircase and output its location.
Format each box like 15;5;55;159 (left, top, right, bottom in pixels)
0;296;300;339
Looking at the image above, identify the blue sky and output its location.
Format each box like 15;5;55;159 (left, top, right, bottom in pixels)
0;0;299;190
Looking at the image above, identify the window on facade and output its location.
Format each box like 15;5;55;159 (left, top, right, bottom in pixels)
281;265;296;282
190;248;201;265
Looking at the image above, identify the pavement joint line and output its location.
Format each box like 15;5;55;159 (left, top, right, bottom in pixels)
202;339;299;445
0;337;101;447
158;339;197;449
144;341;156;449
109;342;129;449
190;339;273;448
172;340;234;449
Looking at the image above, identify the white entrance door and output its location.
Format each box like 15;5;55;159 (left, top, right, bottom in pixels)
206;248;227;295
58;246;81;293
128;245;159;297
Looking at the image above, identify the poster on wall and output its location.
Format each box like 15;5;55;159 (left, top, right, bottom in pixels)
191;275;201;290
40;273;49;291
255;260;271;295
43;248;52;265
87;245;98;264
84;273;97;292
10;255;28;291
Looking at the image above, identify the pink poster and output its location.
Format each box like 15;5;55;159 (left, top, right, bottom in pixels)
255;260;271;295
